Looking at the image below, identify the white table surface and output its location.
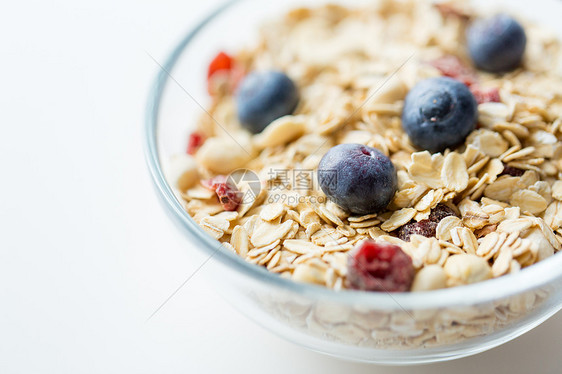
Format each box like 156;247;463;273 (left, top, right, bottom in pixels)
1;0;561;372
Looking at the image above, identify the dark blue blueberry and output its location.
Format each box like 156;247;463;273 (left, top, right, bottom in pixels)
318;144;397;215
467;14;527;73
401;77;477;153
236;71;299;134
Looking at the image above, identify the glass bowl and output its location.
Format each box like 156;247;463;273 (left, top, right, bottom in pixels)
145;0;562;364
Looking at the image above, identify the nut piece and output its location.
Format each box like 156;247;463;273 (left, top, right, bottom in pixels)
166;154;199;192
411;265;447;291
444;254;492;286
197;134;253;174
254;115;307;148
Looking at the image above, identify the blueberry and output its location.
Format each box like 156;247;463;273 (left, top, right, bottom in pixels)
318;144;397;215
401;77;477;153
236;71;299;134
467;14;527;73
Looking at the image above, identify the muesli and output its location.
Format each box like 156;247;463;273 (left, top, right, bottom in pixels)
168;0;562;293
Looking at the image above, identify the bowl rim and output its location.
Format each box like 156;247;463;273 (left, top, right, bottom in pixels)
144;0;562;309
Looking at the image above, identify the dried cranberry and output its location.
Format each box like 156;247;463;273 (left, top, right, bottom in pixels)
202;176;241;211
348;241;414;292
428;204;457;222
207;52;233;79
429;56;478;87
397;219;437;242
499;164;525;177
429;56;502;106
215;183;241;211
186;132;204;155
207;52;244;96
470;85;501;104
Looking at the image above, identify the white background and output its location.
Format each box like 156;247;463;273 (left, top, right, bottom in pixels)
1;0;561;373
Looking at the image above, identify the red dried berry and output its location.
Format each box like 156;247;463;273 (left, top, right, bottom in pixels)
202;175;241;211
186;132;204;155
207;52;233;79
215;183;241;211
397;219;438;242
429;55;478;87
429;56;502;104
470;85;501;104
207;52;245;96
347;240;414;292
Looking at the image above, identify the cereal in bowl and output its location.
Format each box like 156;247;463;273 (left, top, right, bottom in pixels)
169;0;562;292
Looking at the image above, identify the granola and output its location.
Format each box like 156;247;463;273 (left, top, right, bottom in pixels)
169;0;562;293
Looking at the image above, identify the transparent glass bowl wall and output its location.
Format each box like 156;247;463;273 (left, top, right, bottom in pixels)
145;0;562;364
